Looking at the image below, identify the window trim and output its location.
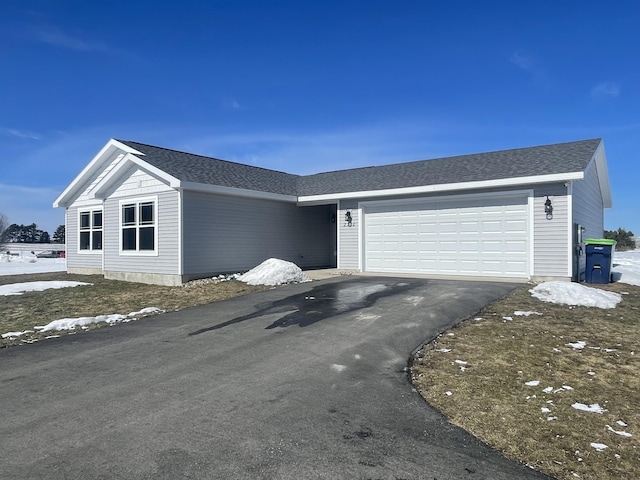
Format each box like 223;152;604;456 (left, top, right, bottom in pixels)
118;196;158;256
77;206;103;254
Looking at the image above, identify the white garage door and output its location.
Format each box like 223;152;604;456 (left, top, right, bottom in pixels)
364;194;530;278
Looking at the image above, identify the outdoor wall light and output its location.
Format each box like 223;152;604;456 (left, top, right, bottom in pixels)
345;210;353;226
544;196;553;220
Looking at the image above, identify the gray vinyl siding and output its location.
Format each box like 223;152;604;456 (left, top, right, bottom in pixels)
572;160;604;239
182;191;333;275
571;160;604;281
338;200;360;269
65;206;103;271
532;184;570;278
103;190;180;275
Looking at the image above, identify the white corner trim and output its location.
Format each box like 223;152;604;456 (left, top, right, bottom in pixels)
297;172;585;203
336;199;341;269
357;204;363;272
528;193;535;278
566;182;574;278
179;181;298;202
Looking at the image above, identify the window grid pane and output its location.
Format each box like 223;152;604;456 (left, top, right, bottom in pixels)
122;228;136;250
123;205;136;225
140;203;154;224
139;227;154;250
93;211;103;228
79;232;90;250
80;213;90;230
92;231;103;250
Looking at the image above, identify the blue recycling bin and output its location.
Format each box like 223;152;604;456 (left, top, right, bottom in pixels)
584;238;616;284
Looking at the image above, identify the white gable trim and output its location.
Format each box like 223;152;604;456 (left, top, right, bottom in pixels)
53;139;147;208
297;171;585;204
89;153;180;199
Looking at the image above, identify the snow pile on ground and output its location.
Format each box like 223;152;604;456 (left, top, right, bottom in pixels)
238;258;310;286
2;307;165;339
612;249;640;286
0;280;90;296
530;281;622;309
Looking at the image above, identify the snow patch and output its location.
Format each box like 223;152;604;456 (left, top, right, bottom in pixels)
572;403;607;414
525;380;540;386
590;443;608;452
530;281;621;309
31;307;165;333
0;280;90;296
566;341;587;350
606;425;632;437
1;330;34;339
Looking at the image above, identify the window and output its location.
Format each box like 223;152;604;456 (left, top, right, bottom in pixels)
120;198;157;254
79;208;102;252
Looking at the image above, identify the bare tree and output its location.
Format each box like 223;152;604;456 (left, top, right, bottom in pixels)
0;212;8;242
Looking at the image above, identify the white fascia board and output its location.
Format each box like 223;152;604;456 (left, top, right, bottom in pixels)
89;153;181;199
180;181;298;202
296;172;585;204
53;138;148;208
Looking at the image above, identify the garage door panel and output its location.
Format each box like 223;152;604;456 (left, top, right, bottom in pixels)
364;195;529;278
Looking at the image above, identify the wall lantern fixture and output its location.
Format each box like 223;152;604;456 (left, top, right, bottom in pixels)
544;196;553;220
345;210;353;227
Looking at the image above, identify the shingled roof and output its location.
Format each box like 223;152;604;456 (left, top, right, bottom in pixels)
117;140;299;196
117;138;602;197
297;138;602;196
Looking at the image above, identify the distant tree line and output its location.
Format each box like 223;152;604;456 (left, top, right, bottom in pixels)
0;212;65;244
604;227;636;251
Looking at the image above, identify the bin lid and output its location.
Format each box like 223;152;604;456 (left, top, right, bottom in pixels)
584;238;617;246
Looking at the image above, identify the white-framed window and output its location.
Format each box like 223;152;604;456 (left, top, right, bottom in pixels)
119;196;158;255
78;207;103;253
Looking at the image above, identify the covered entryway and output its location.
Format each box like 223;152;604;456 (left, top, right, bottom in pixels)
363;192;531;278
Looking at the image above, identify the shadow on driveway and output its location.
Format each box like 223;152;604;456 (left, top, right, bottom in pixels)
189;278;422;334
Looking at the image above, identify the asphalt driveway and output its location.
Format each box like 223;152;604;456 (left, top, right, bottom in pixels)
0;276;551;479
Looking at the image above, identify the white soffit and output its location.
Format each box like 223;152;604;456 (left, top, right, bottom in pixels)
180;181;298;202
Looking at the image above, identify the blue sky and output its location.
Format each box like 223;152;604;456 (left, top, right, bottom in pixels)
1;0;639;236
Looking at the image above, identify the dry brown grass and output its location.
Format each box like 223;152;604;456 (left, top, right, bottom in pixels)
0;272;267;347
411;281;640;480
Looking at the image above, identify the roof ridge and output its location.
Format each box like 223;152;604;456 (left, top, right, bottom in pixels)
302;138;602;177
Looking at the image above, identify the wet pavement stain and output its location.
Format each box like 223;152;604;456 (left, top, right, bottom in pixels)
188;278;422;336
